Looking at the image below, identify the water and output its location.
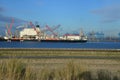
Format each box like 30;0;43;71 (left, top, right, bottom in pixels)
0;41;120;49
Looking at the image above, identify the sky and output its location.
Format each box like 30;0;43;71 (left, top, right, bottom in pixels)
0;0;120;37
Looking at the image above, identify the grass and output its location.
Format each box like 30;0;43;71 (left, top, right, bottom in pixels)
0;59;85;80
0;59;25;80
0;49;120;80
0;48;120;57
0;59;119;80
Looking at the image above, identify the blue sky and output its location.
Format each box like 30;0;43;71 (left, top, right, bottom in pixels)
0;0;120;36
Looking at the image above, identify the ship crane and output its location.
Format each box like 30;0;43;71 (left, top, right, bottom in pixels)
29;22;41;40
5;18;14;39
45;24;61;37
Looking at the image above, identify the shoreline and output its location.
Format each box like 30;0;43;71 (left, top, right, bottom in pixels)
0;48;120;51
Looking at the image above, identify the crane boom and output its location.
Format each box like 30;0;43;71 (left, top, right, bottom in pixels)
29;22;39;35
46;25;57;36
9;18;14;30
5;18;14;38
45;24;61;36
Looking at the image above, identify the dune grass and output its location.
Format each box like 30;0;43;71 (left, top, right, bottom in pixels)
0;59;26;80
0;59;119;80
0;49;120;80
0;59;85;80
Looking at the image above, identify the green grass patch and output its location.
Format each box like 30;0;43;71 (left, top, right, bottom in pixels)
0;49;120;57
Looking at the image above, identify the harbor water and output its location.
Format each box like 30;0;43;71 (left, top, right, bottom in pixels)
0;41;120;49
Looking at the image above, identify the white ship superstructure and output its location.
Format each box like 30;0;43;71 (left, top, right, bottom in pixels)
62;34;87;40
20;28;40;39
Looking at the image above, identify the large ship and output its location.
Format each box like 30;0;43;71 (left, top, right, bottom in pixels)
0;20;87;43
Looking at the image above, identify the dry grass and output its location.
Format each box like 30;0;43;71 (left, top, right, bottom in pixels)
0;59;85;80
0;59;25;80
0;59;119;80
0;49;120;80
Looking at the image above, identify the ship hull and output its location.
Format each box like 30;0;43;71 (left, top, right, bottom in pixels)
40;40;87;43
0;38;87;43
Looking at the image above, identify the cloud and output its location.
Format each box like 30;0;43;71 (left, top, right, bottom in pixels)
0;6;27;24
0;14;27;24
92;5;120;23
0;6;28;35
